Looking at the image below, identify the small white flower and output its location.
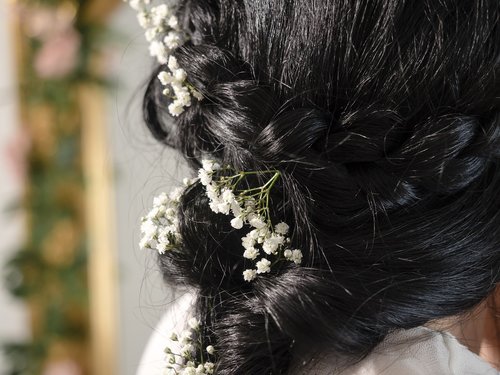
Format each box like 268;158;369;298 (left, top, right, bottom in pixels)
188;317;200;330
168;55;179;71
140;219;157;237
150;4;170;26
242;234;256;250
216;201;231;215
164;31;183;49
165;353;176;364
256;258;272;274
274;222;289;235
262;234;285;255
209;200;220;213
182;366;196;375
158;71;173;85
204;362;215;374
145;27;159;42
291;249;303;264
179;329;193;344
243;269;257;281
169;187;184;202
168;15;179;29
153;192;169;206
231;202;242;218
176;90;192;107
139;236;151;250
195;364;205;374
283;249;293;259
198;169;212;186
173;68;187;82
183;177;196;186
205;184;218;199
247;229;260;240
165;207;177;219
256;227;270;243
230;216;244;229
157;241;169;254
191;89;204;101
221;188;235;203
202;160;220;172
206;345;215;355
180;343;195;357
149;40;167;63
249;215;266;229
243;247;259;260
168;102;185;116
137;12;150;28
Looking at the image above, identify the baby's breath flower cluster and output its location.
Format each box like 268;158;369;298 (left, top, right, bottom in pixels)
198;160;303;282
140;178;195;253
139;159;303;282
125;0;203;116
164;317;216;375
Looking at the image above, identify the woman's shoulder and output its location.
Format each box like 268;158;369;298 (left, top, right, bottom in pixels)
137;295;500;375
294;326;499;375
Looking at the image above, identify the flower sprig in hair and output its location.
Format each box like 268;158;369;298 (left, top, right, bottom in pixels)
125;0;203;116
163;317;216;375
139;160;303;282
139;178;195;253
198;160;303;282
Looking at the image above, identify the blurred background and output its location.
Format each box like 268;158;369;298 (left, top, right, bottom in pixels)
0;0;187;374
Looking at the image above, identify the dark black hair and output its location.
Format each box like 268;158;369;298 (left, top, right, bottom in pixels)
143;0;500;373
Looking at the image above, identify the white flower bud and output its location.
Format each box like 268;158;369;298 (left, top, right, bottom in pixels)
206;345;215;355
230;217;244;229
243;269;257;281
274;222;290;235
180;343;195;357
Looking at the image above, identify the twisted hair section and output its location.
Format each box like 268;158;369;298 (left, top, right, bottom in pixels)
142;0;500;373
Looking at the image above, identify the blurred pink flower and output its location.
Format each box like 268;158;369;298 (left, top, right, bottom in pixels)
34;27;81;79
4;126;30;185
42;360;82;375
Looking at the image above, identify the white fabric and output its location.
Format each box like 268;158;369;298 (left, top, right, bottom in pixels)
295;326;499;374
137;292;500;374
136;291;195;375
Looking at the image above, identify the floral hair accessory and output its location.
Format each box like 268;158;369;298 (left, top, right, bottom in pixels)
125;0;203;116
139;177;195;254
163;317;216;374
198;160;303;281
140;160;303;282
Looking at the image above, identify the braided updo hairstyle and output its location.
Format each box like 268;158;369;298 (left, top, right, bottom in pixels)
143;0;500;373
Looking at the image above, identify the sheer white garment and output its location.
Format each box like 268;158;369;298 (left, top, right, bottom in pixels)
136;292;196;375
136;292;500;375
